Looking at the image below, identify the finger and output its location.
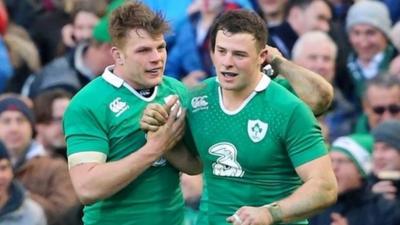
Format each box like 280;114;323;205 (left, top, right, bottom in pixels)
166;101;180;125
164;95;179;113
146;104;168;121
140;121;159;132
140;117;163;131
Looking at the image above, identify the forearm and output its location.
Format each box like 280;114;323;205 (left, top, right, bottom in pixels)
276;176;337;222
271;57;334;116
70;143;163;204
164;142;203;175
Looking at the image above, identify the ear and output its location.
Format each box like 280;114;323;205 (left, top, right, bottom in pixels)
111;47;124;66
258;46;268;67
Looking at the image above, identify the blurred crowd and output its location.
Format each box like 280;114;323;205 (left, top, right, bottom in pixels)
0;0;399;225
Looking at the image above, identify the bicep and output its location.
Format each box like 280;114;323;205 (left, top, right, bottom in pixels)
295;155;334;183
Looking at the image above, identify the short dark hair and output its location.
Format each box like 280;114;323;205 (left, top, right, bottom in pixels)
33;89;72;124
109;1;170;48
363;75;400;100
210;9;267;53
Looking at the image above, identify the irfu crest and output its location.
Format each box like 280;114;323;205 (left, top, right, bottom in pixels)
247;120;268;143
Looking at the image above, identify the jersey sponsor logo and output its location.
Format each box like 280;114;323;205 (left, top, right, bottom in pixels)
109;97;129;117
248;119;268;143
209;142;244;177
152;157;167;167
191;96;208;112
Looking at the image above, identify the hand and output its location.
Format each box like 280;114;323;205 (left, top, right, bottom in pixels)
146;99;186;153
61;23;76;47
140;96;178;132
372;180;397;200
182;70;206;87
227;206;273;225
330;212;348;225
263;45;284;65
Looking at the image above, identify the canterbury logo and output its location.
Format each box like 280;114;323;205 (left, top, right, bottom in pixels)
109;97;129;117
191;96;208;111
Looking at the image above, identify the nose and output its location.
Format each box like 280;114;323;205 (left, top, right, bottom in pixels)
221;53;233;69
149;49;163;63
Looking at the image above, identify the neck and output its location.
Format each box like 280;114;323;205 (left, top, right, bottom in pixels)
265;12;284;26
221;74;262;110
112;66;144;90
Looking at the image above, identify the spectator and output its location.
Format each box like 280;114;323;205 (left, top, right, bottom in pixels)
33;89;71;159
292;31;357;141
310;134;400;225
345;0;397;109
369;120;400;200
354;76;400;134
23;16;114;98
0;95;78;225
0;141;47;225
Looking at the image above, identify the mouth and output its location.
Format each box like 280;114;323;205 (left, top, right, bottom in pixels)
145;67;162;76
221;72;238;77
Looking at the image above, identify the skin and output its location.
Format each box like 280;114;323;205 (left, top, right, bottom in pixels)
0;159;12;208
288;0;332;35
363;85;400;129
330;151;363;194
349;24;388;65
73;11;100;43
0;111;32;162
143;29;337;225
372;142;400;200
112;29;167;89
36;97;70;152
293;37;336;83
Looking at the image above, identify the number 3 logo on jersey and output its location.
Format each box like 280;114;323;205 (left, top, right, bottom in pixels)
248;119;268;143
209;142;244;177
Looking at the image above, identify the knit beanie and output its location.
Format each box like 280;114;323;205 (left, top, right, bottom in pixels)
332;134;374;177
0;97;35;127
346;0;392;38
372;120;400;151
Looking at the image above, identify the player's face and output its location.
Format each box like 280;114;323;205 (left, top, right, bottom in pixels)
212;30;266;94
116;29;167;89
330;151;362;194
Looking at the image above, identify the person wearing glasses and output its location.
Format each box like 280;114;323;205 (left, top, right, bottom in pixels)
354;75;400;134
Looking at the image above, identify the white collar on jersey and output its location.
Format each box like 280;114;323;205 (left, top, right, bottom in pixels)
102;65;124;87
215;72;271;92
217;73;272;115
101;65;158;102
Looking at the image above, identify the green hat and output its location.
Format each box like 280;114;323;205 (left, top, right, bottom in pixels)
331;134;373;177
92;0;125;43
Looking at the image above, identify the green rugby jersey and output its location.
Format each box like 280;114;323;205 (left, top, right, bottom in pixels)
63;66;188;225
187;75;327;225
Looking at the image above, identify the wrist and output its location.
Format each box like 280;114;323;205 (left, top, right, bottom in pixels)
263;202;283;224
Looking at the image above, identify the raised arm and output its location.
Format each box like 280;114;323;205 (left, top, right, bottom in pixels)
69;105;185;205
265;46;334;116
